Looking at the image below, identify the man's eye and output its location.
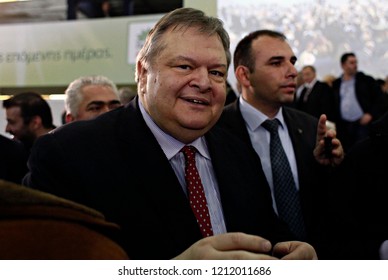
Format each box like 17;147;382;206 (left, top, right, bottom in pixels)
87;106;101;112
109;103;122;110
177;65;191;70
210;70;225;77
271;61;281;66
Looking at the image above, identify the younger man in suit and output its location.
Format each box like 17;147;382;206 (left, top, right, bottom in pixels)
332;52;383;152
218;30;344;258
23;8;317;260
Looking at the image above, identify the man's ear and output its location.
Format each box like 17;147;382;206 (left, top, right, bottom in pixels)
65;113;74;123
235;65;251;88
29;116;42;130
137;61;147;95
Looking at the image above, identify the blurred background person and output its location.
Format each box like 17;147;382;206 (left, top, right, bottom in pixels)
3;92;56;153
67;0;134;19
332;52;384;152
322;74;336;87
326;110;388;259
0;134;28;184
67;0;108;20
64;75;121;123
294;65;336;122
118;86;136;105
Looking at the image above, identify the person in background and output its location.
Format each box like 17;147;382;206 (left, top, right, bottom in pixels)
0;134;28;184
383;76;388;94
3;92;56;153
332;52;384;152
376;78;386;94
118;86;137;105
218;30;344;258
64;75;121;123
376;78;388;114
327;110;388;259
23;8;317;260
322;74;336;88
294;65;336;122
67;0;109;20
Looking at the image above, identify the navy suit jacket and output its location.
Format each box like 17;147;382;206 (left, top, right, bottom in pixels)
218;101;330;253
24;97;291;259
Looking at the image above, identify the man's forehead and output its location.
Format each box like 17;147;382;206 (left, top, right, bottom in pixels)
6;106;21;114
254;37;294;56
81;87;117;98
159;29;227;63
345;56;357;63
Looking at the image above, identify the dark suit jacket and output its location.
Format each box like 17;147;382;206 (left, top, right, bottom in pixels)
332;72;383;121
218;101;330;256
23;97;291;260
295;81;336;122
327;111;388;259
332;72;384;143
0;135;28;184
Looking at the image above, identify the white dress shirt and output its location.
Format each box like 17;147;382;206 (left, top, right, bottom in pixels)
139;100;227;235
296;78;317;100
239;97;300;214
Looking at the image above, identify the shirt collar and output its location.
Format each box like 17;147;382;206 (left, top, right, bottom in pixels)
304;78;317;89
239;96;285;131
139;99;210;160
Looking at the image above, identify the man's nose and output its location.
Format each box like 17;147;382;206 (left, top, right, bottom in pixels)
287;63;298;78
5;124;11;134
189;68;212;93
101;104;110;113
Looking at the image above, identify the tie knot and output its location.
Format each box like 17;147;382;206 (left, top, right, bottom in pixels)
262;119;279;134
181;145;197;162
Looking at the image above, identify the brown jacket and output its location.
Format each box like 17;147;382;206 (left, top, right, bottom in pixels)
0;180;128;259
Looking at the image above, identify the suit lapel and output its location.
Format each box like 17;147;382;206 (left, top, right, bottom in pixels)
282;108;310;190
220;100;253;146
115;98;202;248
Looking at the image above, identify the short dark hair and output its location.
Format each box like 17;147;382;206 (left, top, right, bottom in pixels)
340;52;356;64
234;30;286;72
3;92;55;129
302;65;316;73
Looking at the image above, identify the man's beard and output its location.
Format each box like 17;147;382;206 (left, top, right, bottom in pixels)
18;130;36;151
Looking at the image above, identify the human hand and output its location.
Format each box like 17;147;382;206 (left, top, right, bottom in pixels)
272;241;318;260
360;113;372;126
313;114;344;166
173;232;277;260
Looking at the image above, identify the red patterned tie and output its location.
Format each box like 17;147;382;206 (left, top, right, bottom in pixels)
181;145;213;237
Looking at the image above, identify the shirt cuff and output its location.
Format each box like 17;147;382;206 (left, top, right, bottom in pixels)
379;240;388;259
